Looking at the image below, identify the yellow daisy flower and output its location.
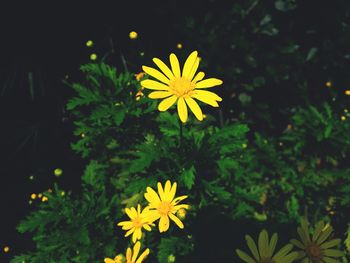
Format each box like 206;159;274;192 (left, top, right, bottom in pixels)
290;217;344;262
144;180;189;233
140;50;223;123
105;242;149;263
117;204;154;243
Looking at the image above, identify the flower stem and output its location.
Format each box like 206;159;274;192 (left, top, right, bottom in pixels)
179;119;183;148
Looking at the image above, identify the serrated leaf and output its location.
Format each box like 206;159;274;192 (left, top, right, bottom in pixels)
181;166;196;190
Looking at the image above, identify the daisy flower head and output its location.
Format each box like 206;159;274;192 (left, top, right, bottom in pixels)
140;51;223;123
105;242;149;263
236;229;298;263
144;180;189;233
290;217;344;262
117;204;154;243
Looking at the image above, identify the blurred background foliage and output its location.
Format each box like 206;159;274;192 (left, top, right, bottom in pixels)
2;0;350;262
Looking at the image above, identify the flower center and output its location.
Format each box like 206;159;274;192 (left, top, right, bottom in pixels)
306;243;322;260
158;201;173;216
169;77;195;97
132;216;143;228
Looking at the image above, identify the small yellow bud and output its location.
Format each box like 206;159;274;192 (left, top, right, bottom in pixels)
60;191;65;196
202;114;206;119
3;246;10;253
54;168;63;177
168;254;176;263
42;196;48;202
325;81;332;87
254;212;267;221
28;175;34;180
140;52;145;56
38;193;43;198
86;40;94;47
176;43;182;49
30;193;36;199
345;90;350;95
129;31;138;39
341;116;346;121
28;200;33;205
344;109;348;113
242;143;247;148
287;124;292;130
90;53;97;61
176;208;187;219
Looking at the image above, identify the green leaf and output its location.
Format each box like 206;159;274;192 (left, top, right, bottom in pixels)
181;166;196;190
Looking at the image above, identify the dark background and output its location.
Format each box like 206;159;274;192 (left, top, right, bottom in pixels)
0;0;183;259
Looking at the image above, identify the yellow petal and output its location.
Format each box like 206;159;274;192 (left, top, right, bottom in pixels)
138;204;142;214
132;241;141;262
182;51;198;79
125;228;134;237
143;224;152;231
193;72;205;83
126;247;132;262
148;91;173;99
158;95;178;111
195;90;222;101
153;58;175;80
177;97;188;123
136;248;150;263
131;207;138;217
157;182;165;201
140;79;169;91
164;180;171;195
169;213;184;229
170;53;181;78
125;207;137;219
188;57;200;81
132;230;138;243
195;78;223;89
144;187;161;205
118;221;134;230
173;204;190;211
142;66;170;84
192;92;220;107
167;182;177;202
185;97;203;121
171;195;188;205
104;258;115;263
159;215;170;232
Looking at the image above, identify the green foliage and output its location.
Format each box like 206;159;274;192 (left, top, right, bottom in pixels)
157;237;193;263
12;184;117;263
12;0;350;261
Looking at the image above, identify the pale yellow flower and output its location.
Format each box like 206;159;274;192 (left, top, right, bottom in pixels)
144;180;189;233
129;31;138;40
140;51;223;123
105;242;149;263
117;204;153;243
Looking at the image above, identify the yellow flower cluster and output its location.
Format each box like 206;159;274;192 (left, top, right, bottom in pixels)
105;181;189;263
118;180;189;239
